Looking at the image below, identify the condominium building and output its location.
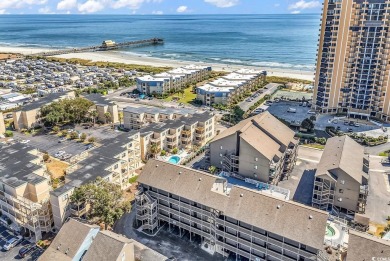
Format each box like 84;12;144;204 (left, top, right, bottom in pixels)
0;112;5;134
197;69;266;106
136;159;329;261
83;93;119;124
50;131;142;230
39;218;167;261
0;143;53;241
140;112;216;158
13;91;75;130
346;229;390;261
123;105;193;130
136;65;211;95
209;112;298;184
314;0;390;121
312;136;369;215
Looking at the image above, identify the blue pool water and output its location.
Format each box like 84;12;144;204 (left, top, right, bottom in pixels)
168;155;181;165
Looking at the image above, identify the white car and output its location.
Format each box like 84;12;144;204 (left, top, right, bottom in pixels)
54;151;66;158
3;235;23;251
20;140;30;144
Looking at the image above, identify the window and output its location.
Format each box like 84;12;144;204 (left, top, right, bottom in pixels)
220;146;223;150
338;198;342;202
114;164;119;169
255;157;258;161
220;153;223;157
339;189;344;193
340;180;345;185
121;253;125;261
62;194;68;201
254;165;258;170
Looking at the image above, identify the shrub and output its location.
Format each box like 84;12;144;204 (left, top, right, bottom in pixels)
160;150;166;156
52;126;60;133
88;137;96;143
43;153;50;162
80;133;87;142
69;131;79;140
4;130;13;137
129;175;138;184
172;147;178;154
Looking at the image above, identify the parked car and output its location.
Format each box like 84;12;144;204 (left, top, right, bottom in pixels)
354;123;360;127
287;108;296;113
307;111;316;114
348;128;353;132
54;151;66;158
18;244;35;258
3;235;23;251
336;126;341;131
20;140;30;144
58;137;67;143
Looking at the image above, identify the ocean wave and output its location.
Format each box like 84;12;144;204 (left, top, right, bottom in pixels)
221;59;245;64
251;61;315;70
0;41;60;48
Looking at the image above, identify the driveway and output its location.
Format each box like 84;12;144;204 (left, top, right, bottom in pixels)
238;83;280;111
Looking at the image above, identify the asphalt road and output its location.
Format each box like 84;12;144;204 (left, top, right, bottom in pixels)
238;83;280;111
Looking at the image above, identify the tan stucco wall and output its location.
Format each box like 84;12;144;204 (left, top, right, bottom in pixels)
0;112;5;134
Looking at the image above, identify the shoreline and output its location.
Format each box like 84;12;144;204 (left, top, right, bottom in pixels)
0;46;315;81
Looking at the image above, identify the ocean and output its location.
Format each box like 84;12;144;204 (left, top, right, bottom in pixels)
0;14;320;71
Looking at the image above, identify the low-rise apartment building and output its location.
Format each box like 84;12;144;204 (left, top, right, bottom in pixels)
209;112;298;184
39;218;167;261
123;105;193;130
197;69;266;106
0;112;5;134
0;143;52;241
136;65;211;95
50;131;142;230
346;230;390;261
140;112;216;159
312;136;369;215
83;93;119;124
13;91;75;130
136;159;328;261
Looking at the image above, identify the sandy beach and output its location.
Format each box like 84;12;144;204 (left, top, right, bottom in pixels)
0;46;315;81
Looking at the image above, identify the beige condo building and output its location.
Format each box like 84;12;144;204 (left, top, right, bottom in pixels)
314;0;390;121
0;143;53;241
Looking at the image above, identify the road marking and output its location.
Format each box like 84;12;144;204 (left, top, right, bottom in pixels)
297;157;320;163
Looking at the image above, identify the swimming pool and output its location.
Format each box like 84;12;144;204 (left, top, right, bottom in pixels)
168;155;181;164
325;225;335;237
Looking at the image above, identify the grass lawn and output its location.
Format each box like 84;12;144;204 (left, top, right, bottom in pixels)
302;143;325;150
164;87;197;104
46;157;69;179
379;151;389;157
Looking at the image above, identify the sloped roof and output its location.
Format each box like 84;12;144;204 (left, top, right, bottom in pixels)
240;125;281;160
38;219;99;261
83;230;132;261
316;136;368;184
138;159;328;250
347;230;390;261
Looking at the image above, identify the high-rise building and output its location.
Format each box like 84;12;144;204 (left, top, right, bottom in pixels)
314;0;390;121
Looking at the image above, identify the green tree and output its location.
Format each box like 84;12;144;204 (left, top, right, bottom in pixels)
148;143;160;158
88;137;96;143
172;147;178;154
89;110;98;126
70;178;131;230
160;150;166;156
118;111;123;127
208;165;217;175
301;118;315;132
4;130;13;137
104;112;112;125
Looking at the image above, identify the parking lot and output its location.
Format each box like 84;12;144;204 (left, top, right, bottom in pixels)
267;101;311;124
0;225;42;261
13;131;88;159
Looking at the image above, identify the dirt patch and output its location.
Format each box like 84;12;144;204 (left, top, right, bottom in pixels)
45;157;69;179
0;53;22;60
123;183;137;202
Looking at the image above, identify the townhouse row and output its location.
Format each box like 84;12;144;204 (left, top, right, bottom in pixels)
196;68;266;106
136;65;212;95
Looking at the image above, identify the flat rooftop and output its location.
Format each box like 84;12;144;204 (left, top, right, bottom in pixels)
0;143;47;188
197;84;235;93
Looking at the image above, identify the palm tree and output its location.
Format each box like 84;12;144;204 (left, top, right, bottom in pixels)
104;112;111;125
118;111;124;127
148;143;160;158
208;166;217;175
89;110;98;126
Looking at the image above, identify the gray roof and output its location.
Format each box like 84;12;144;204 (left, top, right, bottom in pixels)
347;230;390;261
83;230;132;261
83;93;114;106
124;105;195;116
138;159;328;250
52;131;139;195
38;219;99;261
20;92;69;111
140;112;214;137
66;131;138;182
0;143;47;188
316;136;368;184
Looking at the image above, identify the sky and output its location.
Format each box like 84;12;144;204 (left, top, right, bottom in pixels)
0;0;323;15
